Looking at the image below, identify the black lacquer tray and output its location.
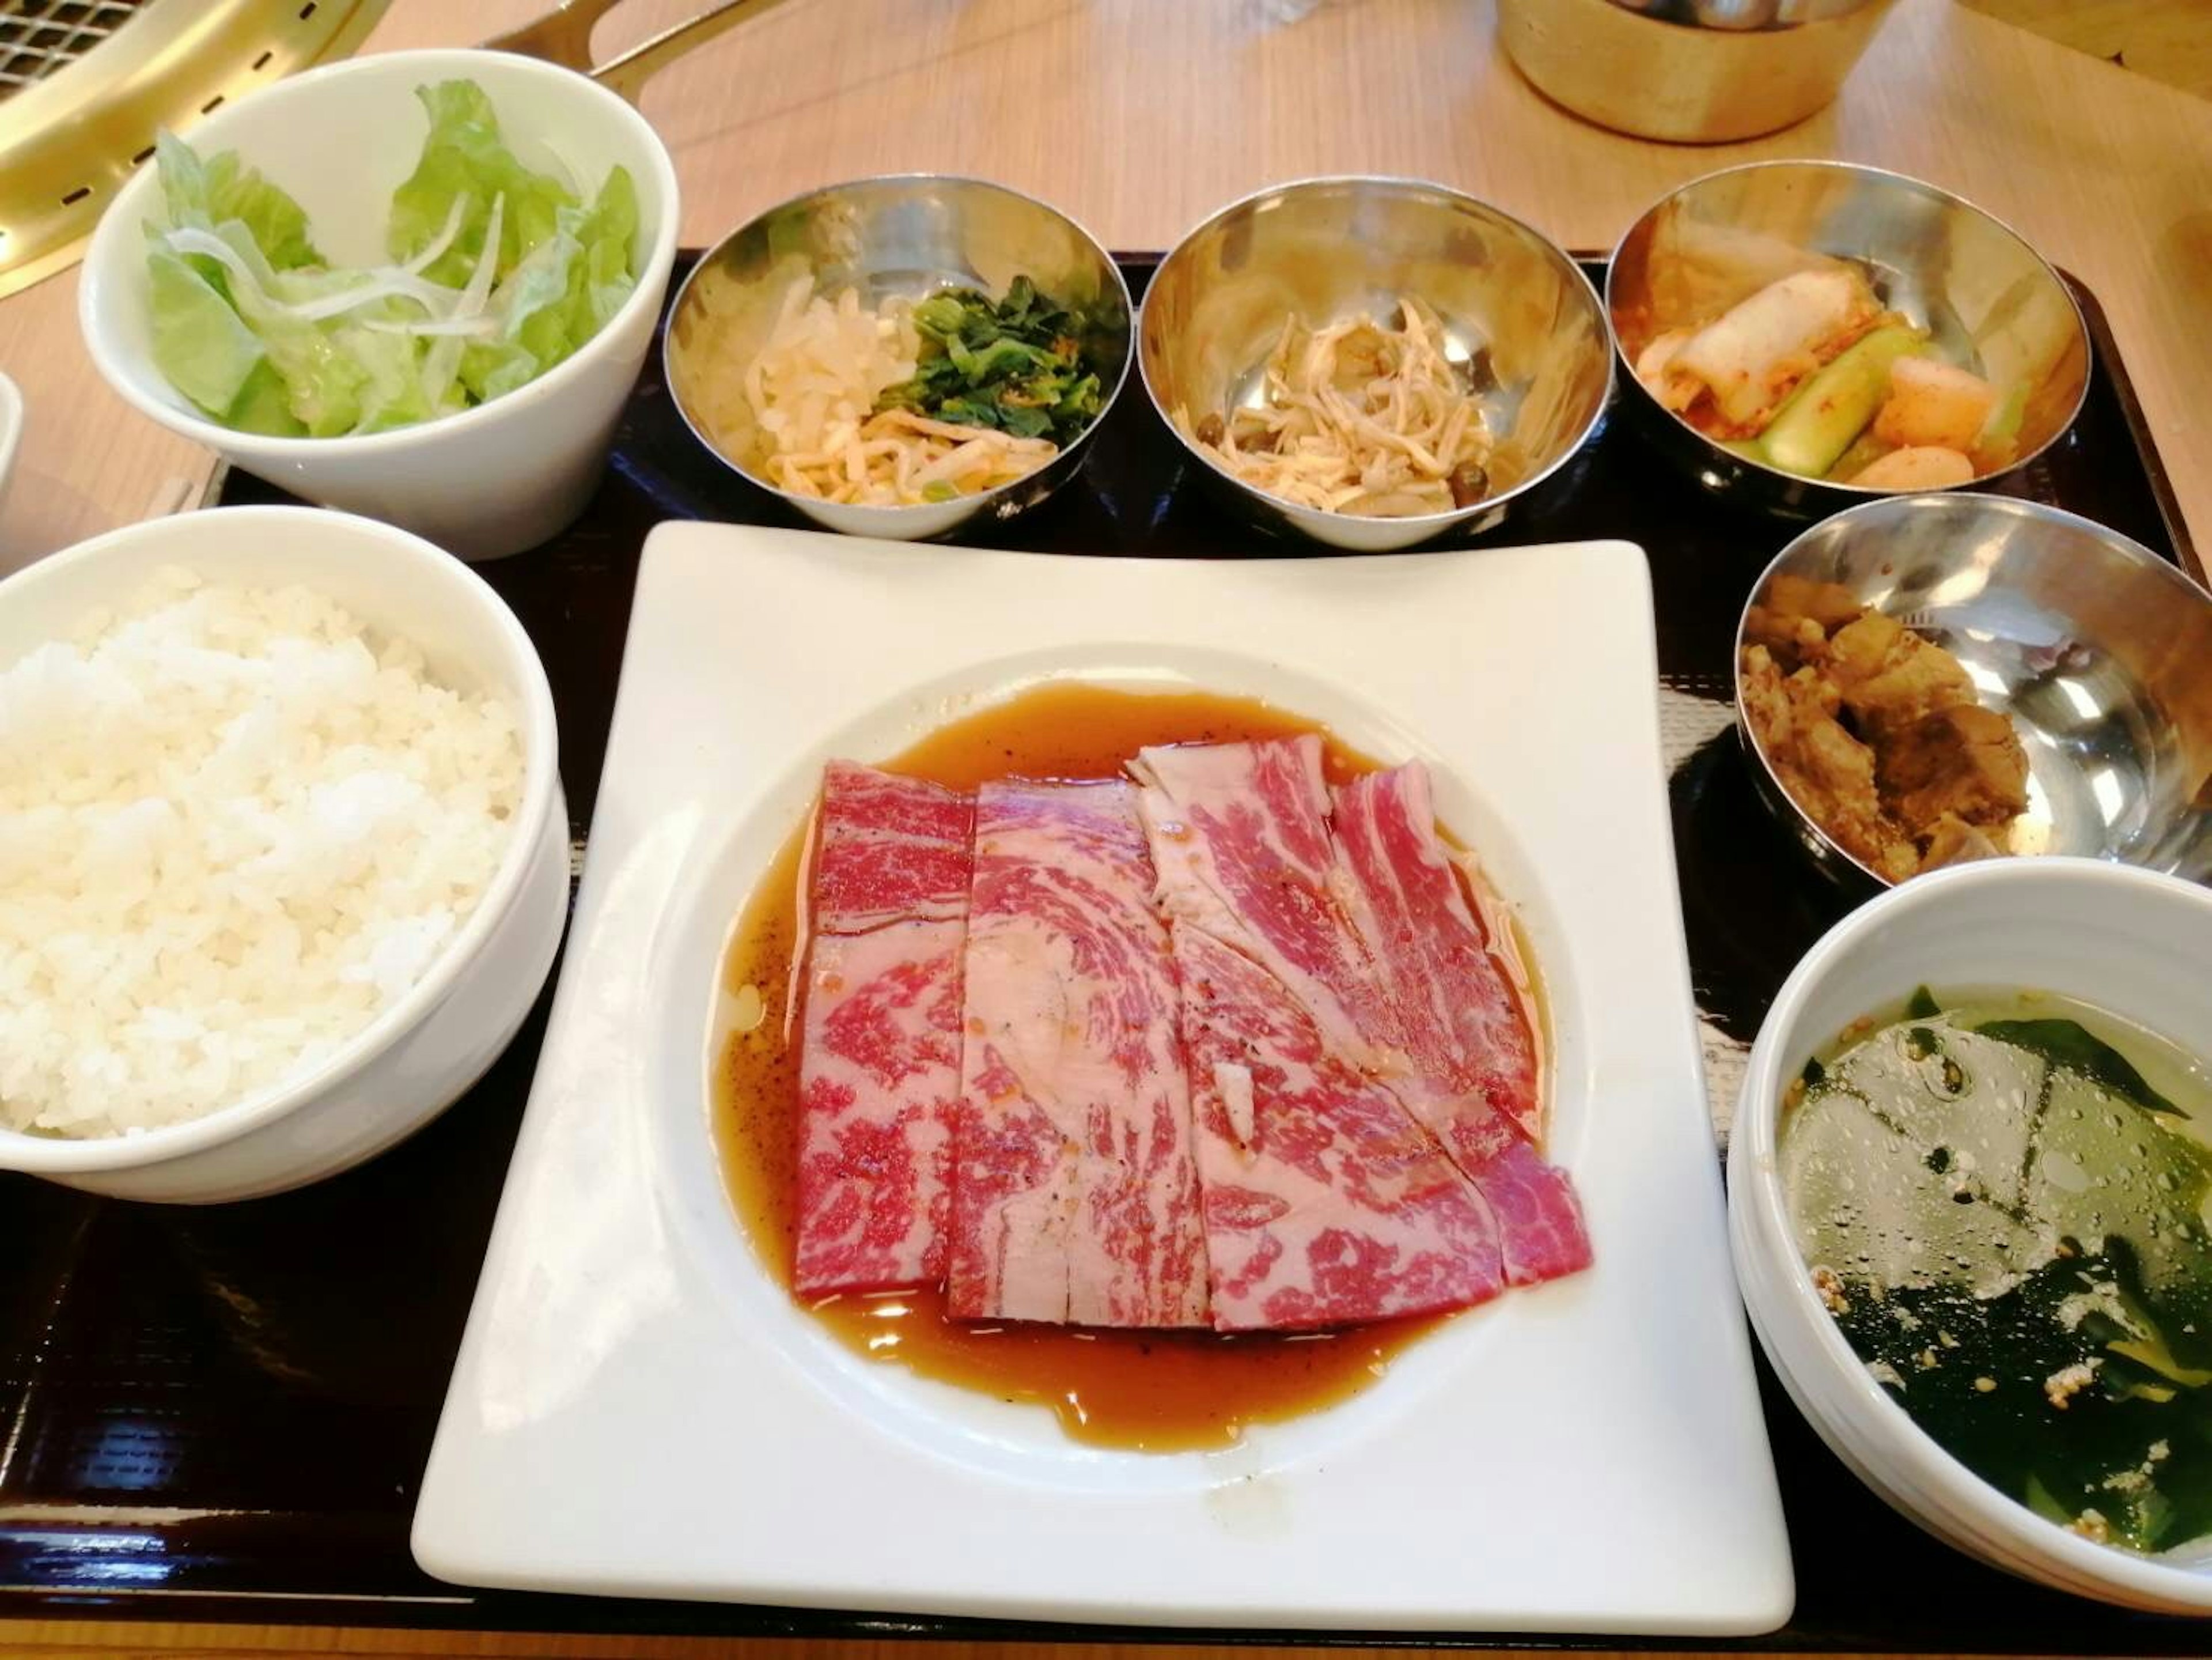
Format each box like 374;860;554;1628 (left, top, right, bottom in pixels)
2;256;2202;1650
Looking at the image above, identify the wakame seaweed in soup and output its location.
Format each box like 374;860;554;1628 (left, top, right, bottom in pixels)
1781;988;2212;1553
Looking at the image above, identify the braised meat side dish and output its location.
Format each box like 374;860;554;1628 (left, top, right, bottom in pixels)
1741;576;2030;880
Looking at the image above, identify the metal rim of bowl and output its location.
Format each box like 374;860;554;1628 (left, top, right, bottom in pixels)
1603;157;2093;501
1732;854;2212;1612
660;172;1137;522
1729;490;2210;889
77;46;684;462
1135;172;1616;536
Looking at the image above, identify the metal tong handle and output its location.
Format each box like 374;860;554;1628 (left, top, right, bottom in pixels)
485;0;792;105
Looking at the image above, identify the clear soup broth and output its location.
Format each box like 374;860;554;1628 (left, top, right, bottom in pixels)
1781;985;2212;1552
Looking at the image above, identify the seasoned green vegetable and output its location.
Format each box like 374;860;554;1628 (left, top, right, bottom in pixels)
1782;990;2212;1553
1759;323;1926;481
1828;426;1892;486
145;80;639;438
876;276;1104;445
1978;379;2031;460
1973;1018;2184;1117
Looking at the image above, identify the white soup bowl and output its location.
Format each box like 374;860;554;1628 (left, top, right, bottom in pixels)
1730;857;2212;1614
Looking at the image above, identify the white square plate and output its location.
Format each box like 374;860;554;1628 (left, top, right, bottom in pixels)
413;523;1793;1634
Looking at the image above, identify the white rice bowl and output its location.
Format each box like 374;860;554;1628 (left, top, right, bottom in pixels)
0;566;524;1139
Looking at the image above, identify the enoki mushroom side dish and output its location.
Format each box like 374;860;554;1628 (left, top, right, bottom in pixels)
1176;300;1496;518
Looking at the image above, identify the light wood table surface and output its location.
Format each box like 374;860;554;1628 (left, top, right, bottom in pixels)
3;0;2212;574
1;1;2208;1655
1969;0;2212;101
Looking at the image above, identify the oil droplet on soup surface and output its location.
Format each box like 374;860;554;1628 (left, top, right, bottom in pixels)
711;685;1532;1451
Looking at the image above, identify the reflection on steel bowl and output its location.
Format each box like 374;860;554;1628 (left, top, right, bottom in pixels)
1499;0;1899;145
664;174;1132;543
1734;493;2212;890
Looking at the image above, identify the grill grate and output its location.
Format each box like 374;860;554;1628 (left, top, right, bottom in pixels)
0;0;379;298
0;0;149;94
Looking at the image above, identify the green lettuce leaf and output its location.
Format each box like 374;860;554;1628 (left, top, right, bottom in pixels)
502;228;584;354
154;132;320;271
147;249;266;417
203;150;321;271
457;166;639;400
454;339;536;406
387;80;574;286
577;165;639;328
143;83;638;438
222;359;310;437
336;310;444;433
255;312;370;437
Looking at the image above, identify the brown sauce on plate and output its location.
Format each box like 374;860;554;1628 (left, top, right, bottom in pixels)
713;685;1513;1451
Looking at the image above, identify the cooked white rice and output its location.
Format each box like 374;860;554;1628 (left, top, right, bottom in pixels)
0;567;524;1139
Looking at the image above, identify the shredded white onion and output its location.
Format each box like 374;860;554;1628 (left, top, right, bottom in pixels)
154;192;498;330
398;194;472;279
684;278;1056;507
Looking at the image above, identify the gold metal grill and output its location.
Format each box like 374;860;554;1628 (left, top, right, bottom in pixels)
0;0;779;299
0;0;149;94
0;0;391;298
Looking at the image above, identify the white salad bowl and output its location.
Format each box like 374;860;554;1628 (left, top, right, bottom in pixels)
1730;856;2212;1614
0;506;567;1203
78;48;680;562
